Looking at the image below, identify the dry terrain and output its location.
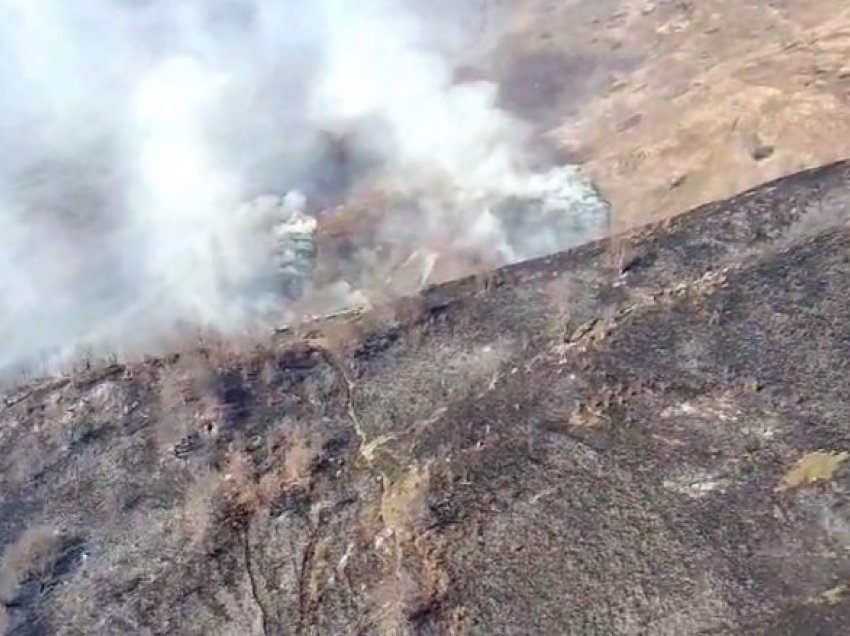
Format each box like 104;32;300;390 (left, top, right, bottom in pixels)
489;0;850;227
5;158;850;634
7;2;850;634
314;0;850;293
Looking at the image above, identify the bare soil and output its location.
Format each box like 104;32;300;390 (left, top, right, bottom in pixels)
489;0;850;227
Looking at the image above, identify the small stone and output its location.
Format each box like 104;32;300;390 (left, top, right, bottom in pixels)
751;144;775;161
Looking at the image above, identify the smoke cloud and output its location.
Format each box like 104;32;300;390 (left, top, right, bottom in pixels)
0;0;608;380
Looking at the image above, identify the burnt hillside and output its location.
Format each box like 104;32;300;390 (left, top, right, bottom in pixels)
4;161;850;634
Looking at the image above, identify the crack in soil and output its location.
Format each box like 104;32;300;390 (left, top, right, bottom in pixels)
243;524;271;636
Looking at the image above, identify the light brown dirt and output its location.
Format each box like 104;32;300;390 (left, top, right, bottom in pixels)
491;0;850;228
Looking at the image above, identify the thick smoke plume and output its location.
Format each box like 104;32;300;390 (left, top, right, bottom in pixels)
0;0;608;380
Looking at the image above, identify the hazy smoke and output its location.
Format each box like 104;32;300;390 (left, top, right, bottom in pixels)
0;0;608;380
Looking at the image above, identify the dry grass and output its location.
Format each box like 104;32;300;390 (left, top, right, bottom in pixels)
776;450;849;492
194;331;273;372
153;353;218;458
817;579;850;606
369;570;421;636
0;526;60;602
282;430;319;485
257;427;320;505
290;291;426;366
379;464;431;545
180;466;222;548
544;275;588;350
179;445;309;550
179;424;321;545
221;450;262;511
367;463;451;635
152;331;294;462
178;451;264;539
294;319;366;360
541;0;850;227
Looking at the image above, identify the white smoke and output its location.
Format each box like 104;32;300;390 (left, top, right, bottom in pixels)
0;0;608;380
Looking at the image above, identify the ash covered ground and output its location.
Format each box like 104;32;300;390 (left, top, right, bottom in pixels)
4;157;850;636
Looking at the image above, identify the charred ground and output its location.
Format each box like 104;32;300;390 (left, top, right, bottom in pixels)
4;161;850;634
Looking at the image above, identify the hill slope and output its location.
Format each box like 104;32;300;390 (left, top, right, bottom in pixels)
4;161;850;634
487;0;850;227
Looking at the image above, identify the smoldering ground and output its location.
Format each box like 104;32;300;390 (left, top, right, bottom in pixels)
0;0;608;380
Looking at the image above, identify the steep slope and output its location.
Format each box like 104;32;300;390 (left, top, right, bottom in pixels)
4;161;850;634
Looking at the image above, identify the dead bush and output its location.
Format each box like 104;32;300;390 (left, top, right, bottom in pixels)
0;526;60;601
256;426;320;507
180;465;223;548
370;570;421;636
544;275;574;317
154;344;247;459
177;427;322;541
298;319;365;359
221;450;258;507
283;429;319;484
380;464;430;544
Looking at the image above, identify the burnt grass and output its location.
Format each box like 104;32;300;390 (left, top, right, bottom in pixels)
5;161;850;633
